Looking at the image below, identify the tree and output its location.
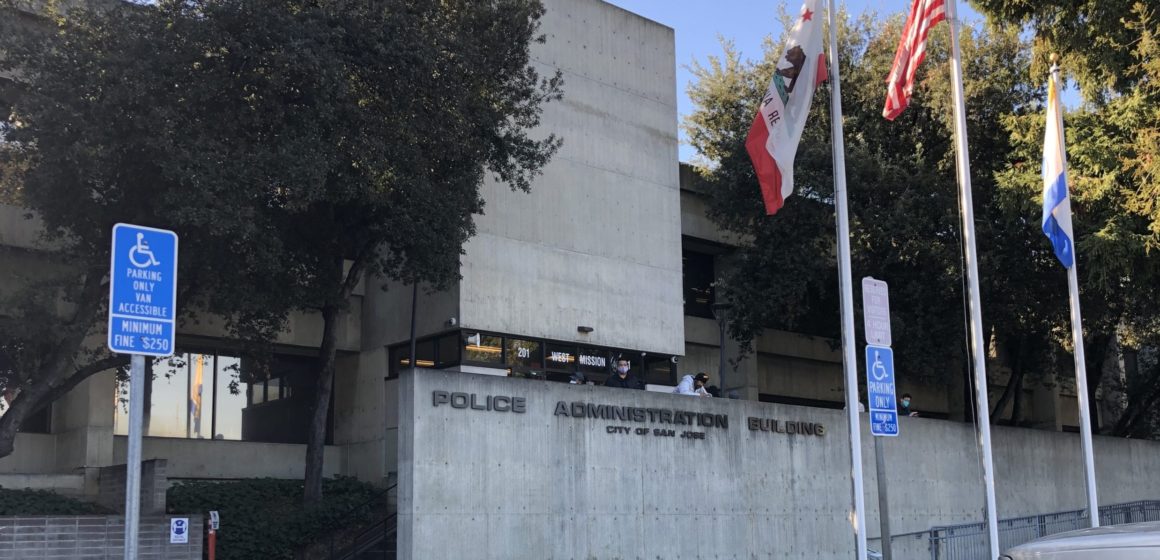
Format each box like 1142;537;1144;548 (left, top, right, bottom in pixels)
978;1;1160;434
685;12;1055;412
0;0;563;502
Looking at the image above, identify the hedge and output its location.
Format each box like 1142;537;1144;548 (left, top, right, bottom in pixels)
0;487;110;515
167;477;385;560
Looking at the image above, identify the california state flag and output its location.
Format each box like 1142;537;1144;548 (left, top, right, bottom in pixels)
746;0;828;215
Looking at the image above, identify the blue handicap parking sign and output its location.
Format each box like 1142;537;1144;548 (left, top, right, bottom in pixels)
107;224;178;357
866;345;899;436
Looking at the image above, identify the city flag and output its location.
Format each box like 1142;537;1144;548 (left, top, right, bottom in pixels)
745;0;828;215
1042;65;1074;268
882;0;946;120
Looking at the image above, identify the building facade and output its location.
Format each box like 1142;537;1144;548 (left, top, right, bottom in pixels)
0;0;1086;496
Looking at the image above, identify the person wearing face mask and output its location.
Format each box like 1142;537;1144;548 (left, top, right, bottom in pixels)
604;357;644;390
900;393;919;417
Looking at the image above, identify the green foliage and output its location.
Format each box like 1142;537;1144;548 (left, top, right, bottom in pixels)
0;487;110;515
686;13;1050;387
0;0;561;468
166;477;384;560
982;2;1160;432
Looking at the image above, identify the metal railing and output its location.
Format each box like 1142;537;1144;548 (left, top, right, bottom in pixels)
294;483;396;560
927;500;1160;560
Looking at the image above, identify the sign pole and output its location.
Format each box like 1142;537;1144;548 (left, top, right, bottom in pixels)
874;436;893;560
107;223;179;560
123;354;146;560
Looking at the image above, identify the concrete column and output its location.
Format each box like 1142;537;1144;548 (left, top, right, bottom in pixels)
52;366;117;494
334;349;387;484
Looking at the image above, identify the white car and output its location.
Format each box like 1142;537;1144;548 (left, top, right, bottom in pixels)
1001;521;1160;559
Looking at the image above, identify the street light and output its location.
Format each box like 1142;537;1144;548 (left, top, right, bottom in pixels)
710;302;733;396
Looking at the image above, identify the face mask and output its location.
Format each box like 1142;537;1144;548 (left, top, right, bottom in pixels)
902;399;911;407
617;366;629;374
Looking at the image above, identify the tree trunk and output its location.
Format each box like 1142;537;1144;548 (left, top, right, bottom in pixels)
0;268;107;459
303;303;342;504
302;244;373;504
1010;372;1025;427
990;337;1024;423
1084;335;1110;433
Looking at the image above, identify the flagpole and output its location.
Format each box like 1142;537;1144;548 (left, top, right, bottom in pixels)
1048;57;1100;528
946;1;1000;558
1067;262;1101;526
825;1;868;558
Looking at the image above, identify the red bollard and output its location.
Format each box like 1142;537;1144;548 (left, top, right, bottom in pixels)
208;511;220;560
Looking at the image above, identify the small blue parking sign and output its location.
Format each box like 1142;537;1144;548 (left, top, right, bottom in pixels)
866;344;899;436
107;224;178;356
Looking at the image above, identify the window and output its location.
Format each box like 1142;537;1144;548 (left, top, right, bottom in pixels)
642;355;676;386
389;331;675;386
464;332;503;364
505;338;543;379
683;249;716;319
390;333;465;377
115;351;331;444
0;400;51;434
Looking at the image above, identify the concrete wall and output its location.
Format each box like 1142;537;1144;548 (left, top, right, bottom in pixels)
112;437;341;480
455;0;683;356
397;370;1160;560
96;459;168;514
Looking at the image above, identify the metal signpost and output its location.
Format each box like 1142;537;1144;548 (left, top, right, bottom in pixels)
107;223;178;560
863;277;897;560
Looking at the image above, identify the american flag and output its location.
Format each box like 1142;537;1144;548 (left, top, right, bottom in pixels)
883;0;946;120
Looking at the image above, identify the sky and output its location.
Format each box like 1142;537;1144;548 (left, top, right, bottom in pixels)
602;1;987;162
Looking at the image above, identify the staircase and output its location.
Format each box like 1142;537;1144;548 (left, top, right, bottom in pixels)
331;513;396;560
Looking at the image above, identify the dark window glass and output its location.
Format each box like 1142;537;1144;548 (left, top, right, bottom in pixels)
506;338;543;379
576;348;611;375
240;354;329;444
544;343;577;372
436;334;460;368
642;355;676;386
506;338;541;369
3;403;51;434
414;339;435;368
683;249;716;319
464;332;503;364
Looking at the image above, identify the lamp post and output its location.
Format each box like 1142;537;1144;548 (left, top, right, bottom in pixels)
710;302;733;396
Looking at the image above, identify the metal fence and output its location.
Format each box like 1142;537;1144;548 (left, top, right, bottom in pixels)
924;500;1160;560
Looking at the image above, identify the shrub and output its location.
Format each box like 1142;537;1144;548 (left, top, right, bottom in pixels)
0;487;110;515
167;477;385;560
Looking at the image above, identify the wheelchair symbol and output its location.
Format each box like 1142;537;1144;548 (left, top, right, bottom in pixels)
128;233;161;268
872;351;889;381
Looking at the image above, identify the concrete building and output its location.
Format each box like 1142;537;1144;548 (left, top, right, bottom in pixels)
0;0;1110;514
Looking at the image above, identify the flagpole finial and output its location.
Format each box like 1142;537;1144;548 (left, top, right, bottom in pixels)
1050;53;1059;64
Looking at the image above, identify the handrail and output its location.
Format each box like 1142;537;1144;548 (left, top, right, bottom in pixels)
331;512;397;560
299;482;396;559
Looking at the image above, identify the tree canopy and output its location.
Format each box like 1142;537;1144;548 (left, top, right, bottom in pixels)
685;5;1160;431
0;0;562;493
